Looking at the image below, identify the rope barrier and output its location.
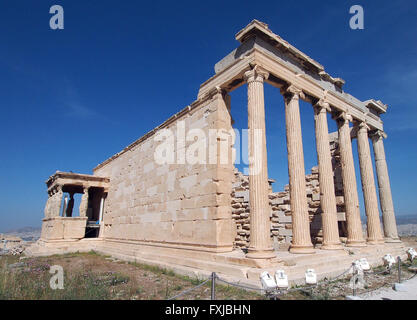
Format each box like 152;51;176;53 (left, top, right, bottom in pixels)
317;265;353;285
356;281;392;296
165;254;417;300
215;276;264;292
405;270;417;281
369;267;391;275
167;278;211;300
354;259;417;296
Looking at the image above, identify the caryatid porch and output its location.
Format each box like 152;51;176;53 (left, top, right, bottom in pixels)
41;171;109;241
199;20;400;258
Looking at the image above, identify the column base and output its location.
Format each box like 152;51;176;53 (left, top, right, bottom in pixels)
366;239;385;245
384;237;402;243
246;248;276;259
346;239;367;247
289;244;315;254
321;242;344;250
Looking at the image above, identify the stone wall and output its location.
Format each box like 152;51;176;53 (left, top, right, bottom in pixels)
40;217;87;240
231;131;346;249
93;90;235;252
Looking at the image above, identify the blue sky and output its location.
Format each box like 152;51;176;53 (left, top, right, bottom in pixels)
0;0;416;231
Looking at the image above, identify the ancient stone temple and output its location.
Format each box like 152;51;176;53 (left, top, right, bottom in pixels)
28;20;406;284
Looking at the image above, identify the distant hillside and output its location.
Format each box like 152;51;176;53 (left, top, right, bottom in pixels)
396;215;417;225
4;226;41;234
2;226;42;242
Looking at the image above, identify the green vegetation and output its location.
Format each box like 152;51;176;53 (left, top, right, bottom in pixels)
0;252;263;300
0;258;111;299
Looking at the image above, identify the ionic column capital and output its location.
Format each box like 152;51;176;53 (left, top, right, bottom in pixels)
313;99;331;113
356;121;370;132
280;84;304;101
244;65;269;84
335;112;352;125
369;129;387;140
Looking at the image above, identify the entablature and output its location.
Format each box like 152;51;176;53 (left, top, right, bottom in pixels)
46;171;110;193
198;20;386;132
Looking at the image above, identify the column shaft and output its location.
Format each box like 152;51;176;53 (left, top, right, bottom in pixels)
314;104;342;250
283;86;314;254
371;132;400;242
357;123;384;244
99;196;105;223
337;115;366;246
245;67;275;259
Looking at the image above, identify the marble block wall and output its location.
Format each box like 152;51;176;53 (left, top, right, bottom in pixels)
93;90;235;252
231;132;346;248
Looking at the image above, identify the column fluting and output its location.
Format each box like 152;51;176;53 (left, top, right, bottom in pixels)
282;85;314;254
337;114;366;247
245;66;275;259
371;131;400;242
314;102;342;250
356;122;384;244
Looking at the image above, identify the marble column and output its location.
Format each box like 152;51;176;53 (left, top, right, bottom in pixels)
79;187;90;218
282;85;314;254
337;113;366;247
244;66;275;259
99;195;105;223
313;102;342;250
356;122;384;244
371;131;400;242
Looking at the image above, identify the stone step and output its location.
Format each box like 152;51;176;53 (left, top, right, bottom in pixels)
94;242;250;279
246;245;410;285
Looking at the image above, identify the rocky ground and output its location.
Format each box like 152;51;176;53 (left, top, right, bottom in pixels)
0;224;416;299
359;276;417;300
1;246;416;300
0;252;263;300
277;236;417;300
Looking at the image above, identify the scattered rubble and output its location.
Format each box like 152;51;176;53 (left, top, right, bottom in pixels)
0;234;27;255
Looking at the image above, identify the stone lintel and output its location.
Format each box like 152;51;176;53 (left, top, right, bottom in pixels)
46;171;110;192
199;40;384;132
365;99;388;114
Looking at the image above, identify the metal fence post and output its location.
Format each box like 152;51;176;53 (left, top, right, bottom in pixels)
211;272;216;300
352;263;356;296
397;256;401;283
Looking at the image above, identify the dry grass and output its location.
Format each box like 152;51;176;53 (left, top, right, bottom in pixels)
0;251;263;300
1;236;415;300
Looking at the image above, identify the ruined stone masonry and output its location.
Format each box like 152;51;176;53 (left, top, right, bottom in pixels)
28;20;405;284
